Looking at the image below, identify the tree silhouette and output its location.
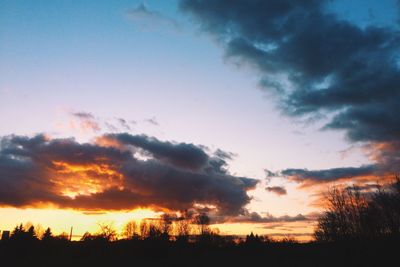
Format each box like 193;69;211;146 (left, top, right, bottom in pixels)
245;232;262;245
10;223;38;242
123;220;138;240
97;222;117;241
175;216;192;243
315;178;400;242
10;224;25;241
27;225;36;239
159;213;173;240
147;221;163;240
195;213;210;236
41;227;53;241
139;220;149;239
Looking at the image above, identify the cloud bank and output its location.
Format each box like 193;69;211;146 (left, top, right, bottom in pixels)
0;133;258;215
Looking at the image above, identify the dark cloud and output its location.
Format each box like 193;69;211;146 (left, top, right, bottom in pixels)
266;186;287;196
102;133;210;170
180;0;400;183
213;211;309;224
265;169;277;178
281;165;376;184
71;112;96;120
247;212;308;223
280;142;400;185
345;183;380;192
0;134;258;215
264;169;277;184
277;142;400;186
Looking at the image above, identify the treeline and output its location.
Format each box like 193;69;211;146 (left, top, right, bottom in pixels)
82;212;220;243
315;177;400;242
1;221;397;267
3;213;283;246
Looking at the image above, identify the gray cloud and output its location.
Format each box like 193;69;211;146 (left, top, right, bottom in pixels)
213;211;309;224
0;134;258;215
70;111;101;132
281;165;376;183
345;183;380;192
180;0;400;183
102;133;210;170
105;122;119;132
279;142;400;185
264;169;276;178
144;117;159;126
214;149;236;160
71;112;96;120
116;118;131;131
266;186;287;196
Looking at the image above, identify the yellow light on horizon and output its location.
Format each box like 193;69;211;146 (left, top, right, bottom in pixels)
0;207;161;239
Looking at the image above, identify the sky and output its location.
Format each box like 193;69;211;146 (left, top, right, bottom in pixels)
0;0;399;240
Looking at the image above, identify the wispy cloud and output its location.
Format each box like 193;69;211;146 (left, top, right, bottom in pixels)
70;111;101;132
126;3;182;31
144;116;159;126
116;118;131;131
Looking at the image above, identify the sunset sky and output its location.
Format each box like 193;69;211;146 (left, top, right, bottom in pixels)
1;0;399;240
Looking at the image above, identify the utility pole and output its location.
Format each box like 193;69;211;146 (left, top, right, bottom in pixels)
69;226;73;241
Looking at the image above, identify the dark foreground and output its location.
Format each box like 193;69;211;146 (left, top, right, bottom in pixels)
0;239;398;267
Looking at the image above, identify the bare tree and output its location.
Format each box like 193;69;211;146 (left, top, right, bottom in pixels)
194;213;210;236
123;220;138;239
315;177;400;242
314;186;368;242
139;220;149;239
370;176;400;237
97;221;117;241
175;217;192;242
159;213;173;240
147;221;163;240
